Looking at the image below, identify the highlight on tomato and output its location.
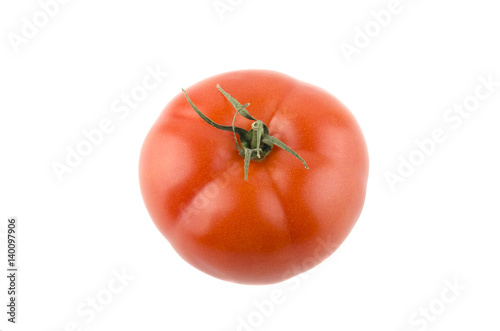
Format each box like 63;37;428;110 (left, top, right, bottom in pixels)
139;70;369;285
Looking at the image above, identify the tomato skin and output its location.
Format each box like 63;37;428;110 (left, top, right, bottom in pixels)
139;70;368;285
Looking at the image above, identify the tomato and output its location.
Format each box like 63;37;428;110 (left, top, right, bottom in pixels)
139;70;368;285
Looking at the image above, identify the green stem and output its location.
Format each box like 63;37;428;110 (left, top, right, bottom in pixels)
182;85;309;180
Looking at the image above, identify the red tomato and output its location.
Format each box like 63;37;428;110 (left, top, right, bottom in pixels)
139;70;368;285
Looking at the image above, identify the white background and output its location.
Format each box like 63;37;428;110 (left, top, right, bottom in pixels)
1;0;499;330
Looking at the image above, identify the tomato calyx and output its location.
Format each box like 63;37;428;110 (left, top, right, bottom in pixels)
182;84;309;180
